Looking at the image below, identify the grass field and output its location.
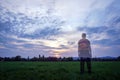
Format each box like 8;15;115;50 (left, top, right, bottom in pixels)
0;61;120;80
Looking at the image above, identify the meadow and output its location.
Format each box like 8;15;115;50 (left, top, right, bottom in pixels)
0;61;120;80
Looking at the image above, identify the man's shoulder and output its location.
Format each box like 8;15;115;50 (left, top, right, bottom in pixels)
78;39;83;43
78;39;90;44
79;39;89;42
85;39;90;42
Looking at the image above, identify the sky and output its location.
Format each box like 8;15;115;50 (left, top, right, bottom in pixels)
0;0;120;58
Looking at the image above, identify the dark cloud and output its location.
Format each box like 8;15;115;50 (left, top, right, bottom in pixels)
59;45;69;49
0;22;12;32
77;27;107;34
22;44;34;48
20;26;62;39
67;41;75;45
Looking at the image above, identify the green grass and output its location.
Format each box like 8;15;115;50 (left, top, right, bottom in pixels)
0;61;120;80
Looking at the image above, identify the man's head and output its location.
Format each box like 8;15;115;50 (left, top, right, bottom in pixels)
82;33;86;39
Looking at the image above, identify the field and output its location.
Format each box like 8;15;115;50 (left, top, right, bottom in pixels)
0;61;120;80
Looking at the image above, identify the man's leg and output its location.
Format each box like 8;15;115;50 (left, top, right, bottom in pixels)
86;58;91;73
80;57;85;74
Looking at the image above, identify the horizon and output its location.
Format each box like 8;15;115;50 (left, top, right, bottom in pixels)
0;0;120;58
0;54;118;59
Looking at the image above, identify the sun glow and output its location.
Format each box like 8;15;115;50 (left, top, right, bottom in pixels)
44;37;68;48
54;53;60;58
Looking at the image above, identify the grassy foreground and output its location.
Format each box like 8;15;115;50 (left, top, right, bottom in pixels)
0;61;120;80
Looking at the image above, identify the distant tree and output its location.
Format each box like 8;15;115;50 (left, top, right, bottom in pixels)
117;56;120;61
21;58;27;61
42;55;44;58
42;55;45;61
4;57;11;61
31;57;39;61
66;57;73;61
46;57;58;61
27;56;30;61
38;54;41;61
39;55;40;58
62;57;67;61
15;55;21;61
58;57;62;61
0;57;4;61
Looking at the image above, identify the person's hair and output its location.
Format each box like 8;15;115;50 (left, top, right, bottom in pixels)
82;33;86;38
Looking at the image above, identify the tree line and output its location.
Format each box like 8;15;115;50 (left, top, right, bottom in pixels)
0;55;120;61
0;55;73;61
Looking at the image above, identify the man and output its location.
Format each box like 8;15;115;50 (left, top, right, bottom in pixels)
78;33;92;74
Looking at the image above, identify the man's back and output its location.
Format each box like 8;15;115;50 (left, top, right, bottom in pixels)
78;38;91;58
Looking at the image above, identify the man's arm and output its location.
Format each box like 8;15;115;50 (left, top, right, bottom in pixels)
88;41;92;54
89;45;92;54
78;41;80;56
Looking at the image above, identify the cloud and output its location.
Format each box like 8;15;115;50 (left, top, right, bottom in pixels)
0;0;120;57
0;0;55;17
0;4;65;39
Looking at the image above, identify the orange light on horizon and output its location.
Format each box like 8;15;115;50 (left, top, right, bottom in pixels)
52;49;70;57
54;53;60;58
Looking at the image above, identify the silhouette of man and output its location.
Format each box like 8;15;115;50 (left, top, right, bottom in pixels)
78;33;92;74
